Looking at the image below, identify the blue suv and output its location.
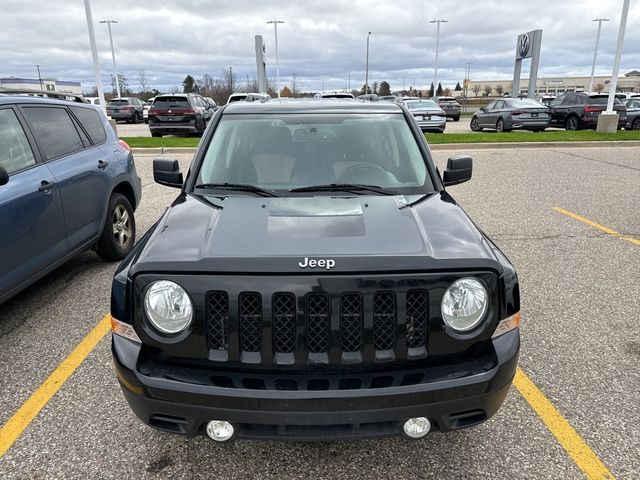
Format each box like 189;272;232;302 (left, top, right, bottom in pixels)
0;95;142;304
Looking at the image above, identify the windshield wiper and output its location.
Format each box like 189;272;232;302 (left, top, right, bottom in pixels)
289;183;398;196
194;183;278;197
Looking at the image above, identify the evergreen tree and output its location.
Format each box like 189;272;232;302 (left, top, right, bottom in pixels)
428;82;435;97
436;82;444;96
378;81;391;96
455;82;462;91
182;74;197;93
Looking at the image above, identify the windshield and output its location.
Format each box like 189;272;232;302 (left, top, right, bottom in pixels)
405;100;439;110
196;113;432;194
510;99;544;108
153;97;189;108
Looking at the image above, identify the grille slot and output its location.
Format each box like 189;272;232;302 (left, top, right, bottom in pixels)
305;293;330;354
373;292;396;351
340;293;363;353
239;292;262;353
406;290;428;349
272;293;296;353
207;291;229;351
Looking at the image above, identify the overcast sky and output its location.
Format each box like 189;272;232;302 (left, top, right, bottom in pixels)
2;0;640;93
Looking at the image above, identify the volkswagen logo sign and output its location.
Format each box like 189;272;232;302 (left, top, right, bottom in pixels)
519;34;530;58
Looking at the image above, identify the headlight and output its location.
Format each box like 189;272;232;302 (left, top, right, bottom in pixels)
441;277;488;332
144;280;193;334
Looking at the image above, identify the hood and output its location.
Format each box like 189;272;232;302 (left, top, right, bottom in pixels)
131;192;500;274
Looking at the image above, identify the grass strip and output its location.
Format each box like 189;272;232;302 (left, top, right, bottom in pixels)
425;130;640;144
122;130;640;149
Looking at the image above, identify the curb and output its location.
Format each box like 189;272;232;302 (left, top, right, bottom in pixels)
133;140;640;156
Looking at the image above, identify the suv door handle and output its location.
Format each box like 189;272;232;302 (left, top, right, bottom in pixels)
98;160;109;169
38;180;56;193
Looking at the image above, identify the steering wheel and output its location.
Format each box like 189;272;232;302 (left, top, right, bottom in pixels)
337;163;393;184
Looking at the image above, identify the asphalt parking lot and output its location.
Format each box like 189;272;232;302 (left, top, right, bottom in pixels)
1;145;638;479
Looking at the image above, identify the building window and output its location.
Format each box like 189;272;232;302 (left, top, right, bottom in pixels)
45;84;55;91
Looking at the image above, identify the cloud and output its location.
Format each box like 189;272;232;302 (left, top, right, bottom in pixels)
1;0;639;93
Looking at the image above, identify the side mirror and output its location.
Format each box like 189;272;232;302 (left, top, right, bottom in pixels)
153;158;183;188
443;155;472;187
0;164;9;186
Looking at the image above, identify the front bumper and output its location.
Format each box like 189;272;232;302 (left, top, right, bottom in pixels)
112;329;519;441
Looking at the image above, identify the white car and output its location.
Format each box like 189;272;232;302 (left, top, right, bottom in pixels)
143;97;156;123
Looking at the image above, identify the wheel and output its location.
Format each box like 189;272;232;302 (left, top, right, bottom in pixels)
631;118;640;130
496;118;505;132
151;132;163;138
453;116;460;122
95;193;136;261
133;112;141;124
470;117;482;132
565;116;579;131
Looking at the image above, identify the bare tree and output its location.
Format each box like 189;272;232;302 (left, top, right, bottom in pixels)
472;84;481;97
483;85;493;96
223;68;236;94
138;70;149;93
291;76;299;97
594;83;605;93
495;85;504;96
443;87;451;97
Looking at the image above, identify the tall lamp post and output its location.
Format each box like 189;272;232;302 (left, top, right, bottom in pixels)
266;20;284;97
589;18;610;92
35;65;43;90
99;19;121;98
365;31;372;94
430;19;448;96
83;0;106;115
227;66;234;93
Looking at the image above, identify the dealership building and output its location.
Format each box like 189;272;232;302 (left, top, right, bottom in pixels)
0;77;82;95
466;70;640;96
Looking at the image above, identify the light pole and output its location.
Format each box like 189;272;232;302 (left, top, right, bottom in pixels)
83;0;106;115
99;19;121;98
589;18;610;92
365;32;372;94
430;19;448;97
35;65;43;90
606;0;630;113
267;20;284;97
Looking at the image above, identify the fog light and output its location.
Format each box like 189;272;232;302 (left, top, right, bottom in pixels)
205;420;235;442
403;417;431;439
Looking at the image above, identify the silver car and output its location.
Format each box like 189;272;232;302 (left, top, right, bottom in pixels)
404;99;447;133
471;98;550;132
624;98;640;130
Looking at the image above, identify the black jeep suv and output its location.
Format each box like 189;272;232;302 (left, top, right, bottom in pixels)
111;100;520;442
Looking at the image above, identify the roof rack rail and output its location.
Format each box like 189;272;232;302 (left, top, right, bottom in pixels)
0;88;88;103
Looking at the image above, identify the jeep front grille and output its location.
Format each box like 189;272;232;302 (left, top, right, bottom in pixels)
206;289;429;365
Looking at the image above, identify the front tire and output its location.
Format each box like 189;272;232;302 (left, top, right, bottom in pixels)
95;193;136;261
632;118;640;130
496;118;505;132
453;116;460;122
470;117;482;132
565;116;579;131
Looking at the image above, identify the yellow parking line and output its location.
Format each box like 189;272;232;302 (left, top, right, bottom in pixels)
514;368;615;479
554;207;640;246
0;314;111;458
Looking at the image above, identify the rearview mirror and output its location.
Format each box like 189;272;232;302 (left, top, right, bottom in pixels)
443;155;472;187
0;164;8;186
153;158;183;188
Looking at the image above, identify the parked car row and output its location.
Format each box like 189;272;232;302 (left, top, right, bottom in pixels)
469;93;631;132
